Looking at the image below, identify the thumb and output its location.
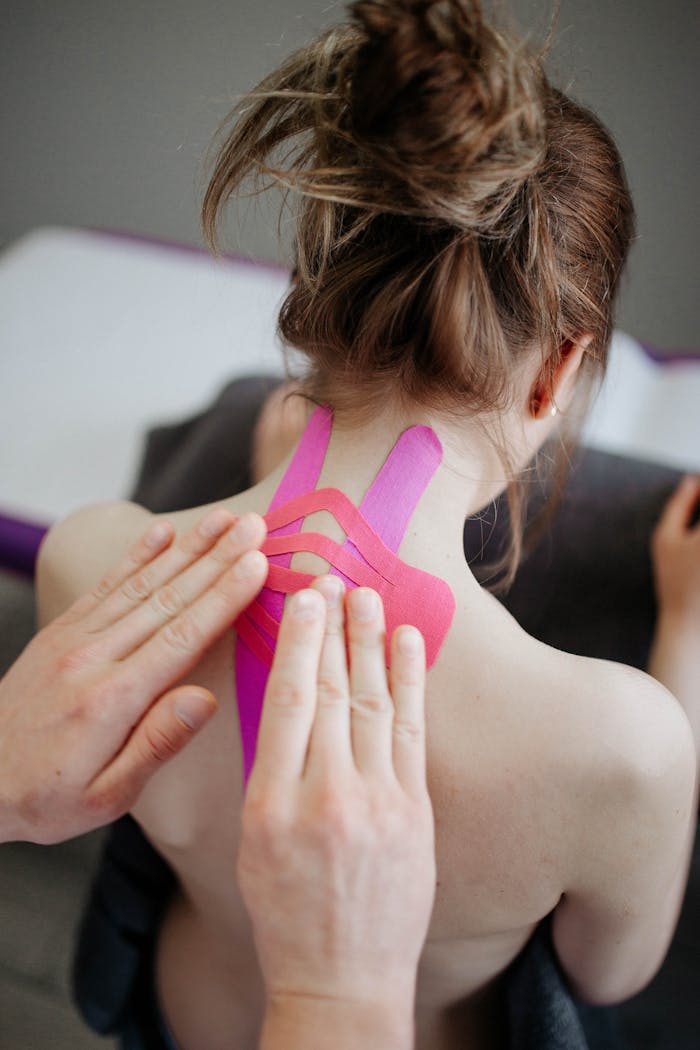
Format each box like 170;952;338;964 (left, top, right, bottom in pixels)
89;686;217;817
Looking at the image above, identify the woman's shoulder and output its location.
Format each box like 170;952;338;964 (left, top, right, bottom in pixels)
37;499;154;623
535;641;693;790
558;648;690;764
540;650;696;1002
483;616;695;835
544;647;695;862
442;591;691;780
35;490;270;625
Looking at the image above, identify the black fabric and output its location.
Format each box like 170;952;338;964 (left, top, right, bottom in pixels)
131;374;281;513
73;815;176;1039
506;921;626;1050
73;373;691;1048
505;921;590;1050
464;446;680;670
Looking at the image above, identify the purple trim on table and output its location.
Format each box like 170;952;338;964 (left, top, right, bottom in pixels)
639;342;700;366
40;231;700;357
84;227;291;277
0;513;51;579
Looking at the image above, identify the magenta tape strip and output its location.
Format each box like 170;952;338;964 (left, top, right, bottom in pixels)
239;486;456;670
264;564;316;593
268;406;332;513
263;532;382;588
234;406;455;784
266;487;417;581
357;425;443;553
237;617;275;667
243;596;280;641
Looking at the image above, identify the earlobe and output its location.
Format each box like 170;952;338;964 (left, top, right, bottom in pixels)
529;335;593;420
529;385;558;420
529;387;550;419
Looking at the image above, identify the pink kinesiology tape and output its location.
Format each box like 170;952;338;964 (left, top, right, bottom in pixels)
234;406;456;782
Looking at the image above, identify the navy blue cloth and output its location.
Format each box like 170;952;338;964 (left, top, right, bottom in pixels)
73;815;175;1043
506;920;627;1050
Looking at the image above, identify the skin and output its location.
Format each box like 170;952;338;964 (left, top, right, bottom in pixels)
0;509;268;844
648;475;700;753
3;463;696;1050
37;342;697;1050
1;509;436;1048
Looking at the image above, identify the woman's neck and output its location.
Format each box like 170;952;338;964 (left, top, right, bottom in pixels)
250;394;512;606
325;402;511;522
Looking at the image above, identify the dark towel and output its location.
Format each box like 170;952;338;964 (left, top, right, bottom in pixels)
506;920;628;1050
131;374;281;513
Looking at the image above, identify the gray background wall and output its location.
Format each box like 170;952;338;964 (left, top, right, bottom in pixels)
1;0;698;350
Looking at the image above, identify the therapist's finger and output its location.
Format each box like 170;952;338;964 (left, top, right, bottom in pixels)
88;685;218;818
59;519;177;624
347;588;394;779
389;626;427;797
247;590;326;793
110;550;268;729
87;508;244;631
95;514;267;660
306;576;352;776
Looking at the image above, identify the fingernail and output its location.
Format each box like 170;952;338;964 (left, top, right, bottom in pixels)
176;693;215;730
350;588;378;622
316;575;344;608
144;522;172;549
231;513;261;546
198;508;233;538
291;590;324;621
397;626;422;655
233;549;267;579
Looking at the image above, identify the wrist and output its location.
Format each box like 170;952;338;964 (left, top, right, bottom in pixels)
654;608;699;642
650;612;699;679
649;611;700;750
261;991;414;1050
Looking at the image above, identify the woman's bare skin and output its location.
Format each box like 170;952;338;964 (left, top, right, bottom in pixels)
38;381;696;1050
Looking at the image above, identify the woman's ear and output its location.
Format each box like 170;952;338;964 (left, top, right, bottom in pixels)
529;335;593;419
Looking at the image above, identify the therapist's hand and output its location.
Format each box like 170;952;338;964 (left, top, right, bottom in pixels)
651;475;700;626
238;579;435;1050
0;510;267;845
649;475;700;752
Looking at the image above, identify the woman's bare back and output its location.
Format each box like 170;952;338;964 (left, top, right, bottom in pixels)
39;409;693;1050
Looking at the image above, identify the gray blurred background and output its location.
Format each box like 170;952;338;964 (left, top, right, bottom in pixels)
0;2;697;1048
1;0;698;351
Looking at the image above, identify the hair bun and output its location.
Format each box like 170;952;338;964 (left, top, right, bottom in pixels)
348;0;546;229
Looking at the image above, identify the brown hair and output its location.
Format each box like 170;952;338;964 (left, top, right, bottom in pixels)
202;0;635;586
